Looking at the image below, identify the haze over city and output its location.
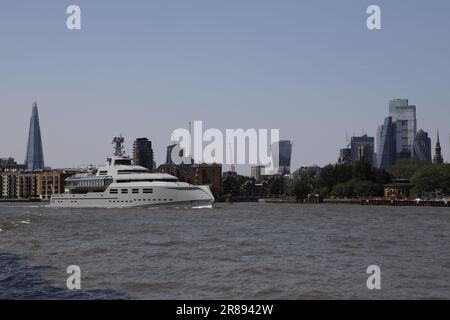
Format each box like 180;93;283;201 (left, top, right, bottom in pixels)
1;0;449;172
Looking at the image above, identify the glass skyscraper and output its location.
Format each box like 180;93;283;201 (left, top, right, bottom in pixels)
350;135;375;166
412;130;432;162
133;138;154;172
24;102;45;170
276;140;293;175
389;99;417;159
377;116;397;168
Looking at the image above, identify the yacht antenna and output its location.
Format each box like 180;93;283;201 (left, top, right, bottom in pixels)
112;135;125;156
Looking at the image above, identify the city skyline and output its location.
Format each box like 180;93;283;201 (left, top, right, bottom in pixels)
0;97;447;174
0;1;449;171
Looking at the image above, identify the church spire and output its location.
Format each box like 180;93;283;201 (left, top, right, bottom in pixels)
433;129;444;164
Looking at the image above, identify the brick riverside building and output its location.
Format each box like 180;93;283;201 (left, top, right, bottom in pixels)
0;170;73;200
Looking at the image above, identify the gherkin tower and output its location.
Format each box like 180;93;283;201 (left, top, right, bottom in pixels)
24;102;45;170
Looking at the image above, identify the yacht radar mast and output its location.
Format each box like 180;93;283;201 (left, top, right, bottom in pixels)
113;136;125;157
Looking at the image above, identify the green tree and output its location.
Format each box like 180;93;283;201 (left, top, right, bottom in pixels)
288;170;315;201
316;164;336;192
335;164;353;183
222;175;251;197
441;165;450;193
293;169;317;189
315;161;391;198
330;178;384;198
373;168;391;185
331;181;354;197
388;159;429;179
352;180;383;197
287;178;311;202
317;164;352;193
268;177;285;196
353;160;375;181
411;164;450;194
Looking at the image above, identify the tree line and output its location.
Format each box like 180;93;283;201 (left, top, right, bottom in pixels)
220;160;450;201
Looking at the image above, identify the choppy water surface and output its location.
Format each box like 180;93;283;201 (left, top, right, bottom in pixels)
1;203;449;299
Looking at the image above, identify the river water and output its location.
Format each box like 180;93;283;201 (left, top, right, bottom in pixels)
1;202;449;299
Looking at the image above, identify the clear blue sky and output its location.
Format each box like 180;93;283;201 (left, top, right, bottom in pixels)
0;0;449;172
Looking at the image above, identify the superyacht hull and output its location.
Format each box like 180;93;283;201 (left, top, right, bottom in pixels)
50;185;215;209
48;198;214;209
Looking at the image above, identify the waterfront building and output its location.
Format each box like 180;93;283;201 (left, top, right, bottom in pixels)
157;163;222;194
24;102;45;170
0;158;26;172
0;158;16;170
412;129;432;162
195;163;222;193
389;99;417;159
433;130;444;164
0;170;73;200
222;170;238;178
384;179;413;200
133;138;154;172
0;172;18;199
377;117;397;168
350;135;375;166
251;166;265;183
240;180;270;198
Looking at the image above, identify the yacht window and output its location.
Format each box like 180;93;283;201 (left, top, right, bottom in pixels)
117;170;148;174
116;178;177;183
132;189;139;194
143;188;153;194
110;189;118;194
115;159;132;166
121;189;128;194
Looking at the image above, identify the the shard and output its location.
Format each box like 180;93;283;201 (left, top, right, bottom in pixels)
24;102;45;170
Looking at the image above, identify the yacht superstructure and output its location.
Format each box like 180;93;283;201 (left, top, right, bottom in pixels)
49;137;214;208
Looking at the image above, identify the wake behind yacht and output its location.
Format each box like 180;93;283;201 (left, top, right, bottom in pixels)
49;137;214;208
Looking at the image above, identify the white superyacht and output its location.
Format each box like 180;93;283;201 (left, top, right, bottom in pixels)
50;137;214;208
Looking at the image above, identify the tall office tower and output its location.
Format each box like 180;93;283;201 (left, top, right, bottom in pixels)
389;99;417;159
338;148;352;165
412;129;432;162
377;117;397;168
433;130;444;164
24;102;45;170
133;138;154;172
166;144;177;165
350;135;375;166
274;140;293;175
